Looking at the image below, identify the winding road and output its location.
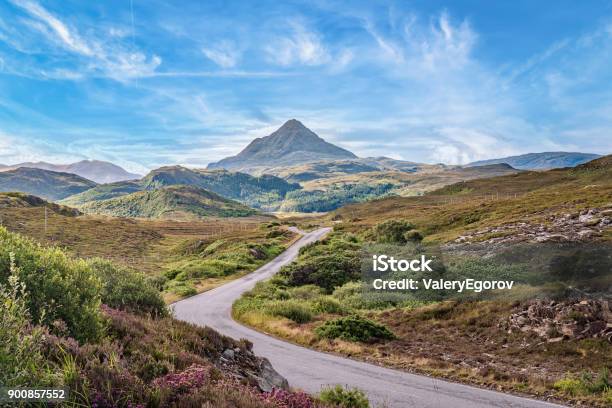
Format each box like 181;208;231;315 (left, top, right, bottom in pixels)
172;227;565;408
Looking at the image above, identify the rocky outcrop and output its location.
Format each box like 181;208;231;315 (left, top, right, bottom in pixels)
501;299;612;343
218;345;289;392
450;207;611;247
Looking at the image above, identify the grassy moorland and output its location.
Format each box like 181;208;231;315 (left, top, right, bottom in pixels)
0;193;297;302
234;156;612;407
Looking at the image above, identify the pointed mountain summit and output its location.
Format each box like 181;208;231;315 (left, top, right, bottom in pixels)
207;119;357;173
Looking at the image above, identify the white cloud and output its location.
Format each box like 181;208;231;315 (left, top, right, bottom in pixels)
202;40;240;68
7;0;161;81
265;21;331;66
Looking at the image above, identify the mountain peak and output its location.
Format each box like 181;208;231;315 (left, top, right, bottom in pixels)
207;120;357;173
279;118;307;131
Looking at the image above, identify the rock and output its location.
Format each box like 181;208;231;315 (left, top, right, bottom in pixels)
249;248;267;260
547;337;564;343
222;349;235;360
252;358;289;392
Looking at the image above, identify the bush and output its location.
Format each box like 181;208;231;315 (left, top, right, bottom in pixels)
319;385;369;408
373;220;415;244
281;253;361;293
403;230;423;242
315;316;395;342
0;227;104;342
88;259;168;317
269;301;313;323
0;270;56;387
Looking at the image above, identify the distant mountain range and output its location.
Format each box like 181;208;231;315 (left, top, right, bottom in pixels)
207;119;357;173
0;120;604;217
0;167;97;200
467;152;601;170
0;160;140;183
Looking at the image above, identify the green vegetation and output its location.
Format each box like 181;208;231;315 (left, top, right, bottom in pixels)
0;273;55;387
161;225;293;301
372;219;415;244
280;183;395;212
88;258;167;317
315;316;395;342
319;385;370;408
0;226;327;407
63;165;301;212
279;232;361;292
0;227;104;342
77;185;257;219
553;368;610;399
269;300;313;323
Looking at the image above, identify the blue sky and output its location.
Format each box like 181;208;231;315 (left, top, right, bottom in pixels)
0;0;611;173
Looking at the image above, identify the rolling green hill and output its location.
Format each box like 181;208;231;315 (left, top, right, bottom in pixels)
62;166;300;212
77;185;257;219
0;167;97;200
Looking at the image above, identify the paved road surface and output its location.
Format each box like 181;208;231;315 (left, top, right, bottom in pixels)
172;227;565;408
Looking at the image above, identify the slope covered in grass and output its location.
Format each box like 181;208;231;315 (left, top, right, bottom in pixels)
330;155;612;243
77;185;257;219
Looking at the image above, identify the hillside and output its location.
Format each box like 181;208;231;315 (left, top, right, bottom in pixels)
77;185;257;219
0;192;81;216
0;167;97;200
278;163;519;212
264;158;448;182
0;159;140;183
63;166;301;212
207;119;357;173
331;154;612;244
467;151;601;170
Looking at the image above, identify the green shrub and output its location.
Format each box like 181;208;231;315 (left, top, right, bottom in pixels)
319;385;370;408
0;227;104;342
269;301;313;323
315;316;395;342
281;253;361;293
311;297;349;315
373;220;414;244
0;270;56;387
403;230;423;242
88;259;167;317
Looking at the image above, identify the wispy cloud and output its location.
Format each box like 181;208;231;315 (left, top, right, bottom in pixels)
202;40;240;68
6;0;161;81
264;20;332;66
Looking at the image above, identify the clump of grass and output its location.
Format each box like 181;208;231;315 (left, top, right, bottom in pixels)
319;385;370;408
553;368;611;397
269;300;313;324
